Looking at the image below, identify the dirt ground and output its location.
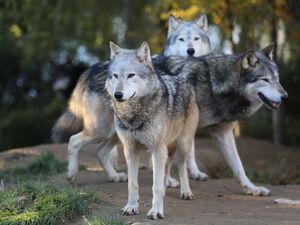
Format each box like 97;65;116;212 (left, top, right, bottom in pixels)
1;137;300;225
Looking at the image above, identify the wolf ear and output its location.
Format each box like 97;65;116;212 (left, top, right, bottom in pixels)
194;14;208;32
242;50;259;69
262;43;274;61
137;41;152;64
110;41;122;60
168;15;181;37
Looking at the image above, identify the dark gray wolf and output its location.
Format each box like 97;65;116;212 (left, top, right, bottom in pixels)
106;42;198;219
154;43;288;196
52;14;212;185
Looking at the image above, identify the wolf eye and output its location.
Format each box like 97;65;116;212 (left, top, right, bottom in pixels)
262;78;269;83
113;74;118;78
127;73;135;78
194;37;200;41
178;38;184;42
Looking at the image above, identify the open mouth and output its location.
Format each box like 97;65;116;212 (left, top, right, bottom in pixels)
258;92;281;110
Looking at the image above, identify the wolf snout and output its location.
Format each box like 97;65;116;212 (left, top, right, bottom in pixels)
114;91;123;100
281;94;288;102
187;48;195;56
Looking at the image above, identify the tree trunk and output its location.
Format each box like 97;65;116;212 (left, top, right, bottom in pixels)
270;2;282;145
122;0;132;47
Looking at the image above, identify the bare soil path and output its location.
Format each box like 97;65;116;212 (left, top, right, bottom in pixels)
1;138;300;225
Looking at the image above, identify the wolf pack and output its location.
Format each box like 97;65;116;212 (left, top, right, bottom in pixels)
52;14;288;220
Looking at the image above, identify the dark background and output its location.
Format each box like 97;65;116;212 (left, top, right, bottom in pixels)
0;0;299;151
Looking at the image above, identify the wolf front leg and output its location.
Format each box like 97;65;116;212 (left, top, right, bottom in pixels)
211;122;270;196
147;147;168;220
121;144;141;215
68;131;95;183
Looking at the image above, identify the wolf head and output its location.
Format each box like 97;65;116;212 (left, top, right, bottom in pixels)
164;14;212;57
241;44;288;111
106;42;158;102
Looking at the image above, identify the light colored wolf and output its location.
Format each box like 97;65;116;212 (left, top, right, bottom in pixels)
163;14;211;57
52;14;212;185
106;42;198;219
162;14;212;186
153;43;288;196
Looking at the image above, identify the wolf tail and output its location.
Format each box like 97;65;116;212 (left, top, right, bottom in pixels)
51;109;83;143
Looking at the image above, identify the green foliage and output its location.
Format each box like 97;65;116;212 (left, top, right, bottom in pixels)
241;108;273;140
0;98;65;151
85;215;125;225
0;182;100;225
220;168;272;184
0;0;300;149
0;152;67;182
220;169;234;179
296;177;300;185
245;170;272;184
27;152;67;175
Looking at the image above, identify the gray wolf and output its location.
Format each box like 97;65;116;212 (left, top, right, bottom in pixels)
154;43;288;195
52;14;212;185
106;42;198;219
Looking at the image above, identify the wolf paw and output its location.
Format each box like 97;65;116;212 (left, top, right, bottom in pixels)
166;177;179;188
109;172;128;183
189;170;209;181
243;185;271;196
147;207;164;220
121;203;139;215
180;191;194;200
67;169;78;183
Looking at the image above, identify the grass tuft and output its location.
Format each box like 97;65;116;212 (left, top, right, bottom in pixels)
0;182;100;225
245;170;272;184
0;152;67;181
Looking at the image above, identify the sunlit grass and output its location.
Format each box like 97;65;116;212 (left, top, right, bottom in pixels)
0;182;100;225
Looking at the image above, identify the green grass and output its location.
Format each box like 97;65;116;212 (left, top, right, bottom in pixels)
219;168;272;184
0;182;100;225
85;215;125;225
0;152;67;181
245;170;272;184
295;175;300;184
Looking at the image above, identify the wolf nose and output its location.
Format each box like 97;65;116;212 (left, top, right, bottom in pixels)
187;48;195;56
281;94;288;102
114;91;123;100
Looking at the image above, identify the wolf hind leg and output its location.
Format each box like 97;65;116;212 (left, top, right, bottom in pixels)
176;137;194;200
165;144;179;188
211;122;270;196
165;158;180;188
97;134;127;182
67;131;95;183
187;139;209;181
